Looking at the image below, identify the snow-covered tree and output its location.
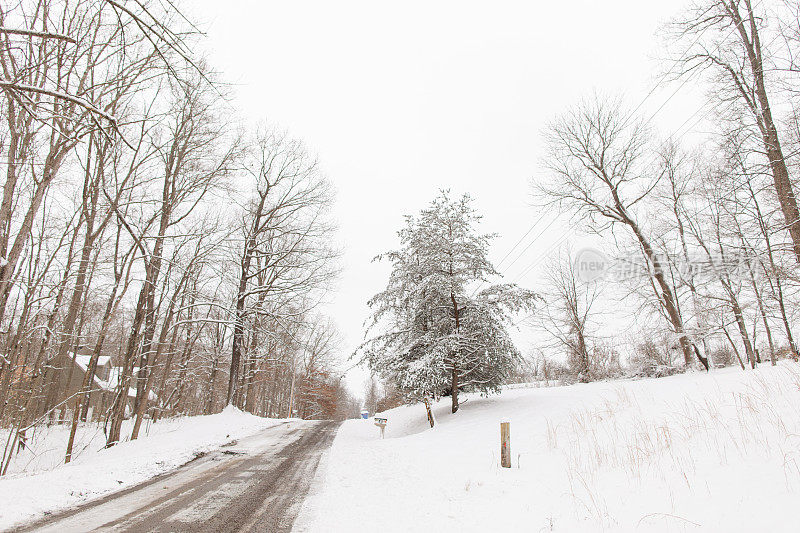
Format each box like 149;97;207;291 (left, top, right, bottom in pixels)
359;191;537;418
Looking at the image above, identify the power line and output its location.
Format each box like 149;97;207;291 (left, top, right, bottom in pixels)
487;1;752;292
495;210;549;269
508;93;734;291
470;207;553;297
499;213;561;275
504;0;770;289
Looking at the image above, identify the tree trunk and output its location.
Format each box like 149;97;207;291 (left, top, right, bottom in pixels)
106;278;150;447
228;288;246;406
131;265;189;440
79;283;121;422
205;358;218;415
450;363;459;414
450;290;461;413
0;146;69;325
731;299;756;369
750;273;775;366
721;320;747;370
424;397;435;428
731;0;800;262
625;216;707;370
153;289;192;421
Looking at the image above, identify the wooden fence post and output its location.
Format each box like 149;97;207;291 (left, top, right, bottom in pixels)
424;397;435;428
500;421;511;468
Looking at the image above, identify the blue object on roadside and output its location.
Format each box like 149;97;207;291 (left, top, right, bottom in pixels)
360;410;369;419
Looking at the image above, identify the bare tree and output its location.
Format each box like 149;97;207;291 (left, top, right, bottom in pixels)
106;71;239;447
537;247;601;381
226;128;337;407
669;0;800;262
0;0;167;328
539;95;709;370
0;0;349;471
686;183;757;369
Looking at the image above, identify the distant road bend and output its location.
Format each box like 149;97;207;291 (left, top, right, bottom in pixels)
16;420;340;533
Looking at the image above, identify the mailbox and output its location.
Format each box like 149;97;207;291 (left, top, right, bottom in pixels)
374;417;387;438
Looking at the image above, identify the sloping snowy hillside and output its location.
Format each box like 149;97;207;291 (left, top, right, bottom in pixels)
295;364;800;532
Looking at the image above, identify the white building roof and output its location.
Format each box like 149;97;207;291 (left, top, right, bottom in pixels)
74;355;112;369
70;355;157;401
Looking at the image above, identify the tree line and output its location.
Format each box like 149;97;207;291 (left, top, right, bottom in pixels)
535;0;800;381
0;0;352;471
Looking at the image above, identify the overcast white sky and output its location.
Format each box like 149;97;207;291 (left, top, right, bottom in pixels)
188;0;707;396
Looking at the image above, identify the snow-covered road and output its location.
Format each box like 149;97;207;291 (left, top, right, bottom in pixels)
12;420;340;533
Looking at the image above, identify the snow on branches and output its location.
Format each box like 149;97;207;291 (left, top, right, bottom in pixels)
358;191;538;414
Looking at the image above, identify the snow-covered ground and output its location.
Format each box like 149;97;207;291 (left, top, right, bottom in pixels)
0;407;289;530
295;364;800;532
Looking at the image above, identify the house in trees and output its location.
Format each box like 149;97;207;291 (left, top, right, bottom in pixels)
50;351;157;420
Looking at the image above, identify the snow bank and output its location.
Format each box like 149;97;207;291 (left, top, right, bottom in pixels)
295;364;800;532
0;407;287;530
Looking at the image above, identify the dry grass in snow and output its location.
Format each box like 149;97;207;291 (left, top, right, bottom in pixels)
296;363;800;532
547;369;800;529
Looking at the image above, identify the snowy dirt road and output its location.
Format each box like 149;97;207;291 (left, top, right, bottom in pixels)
13;420;340;533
